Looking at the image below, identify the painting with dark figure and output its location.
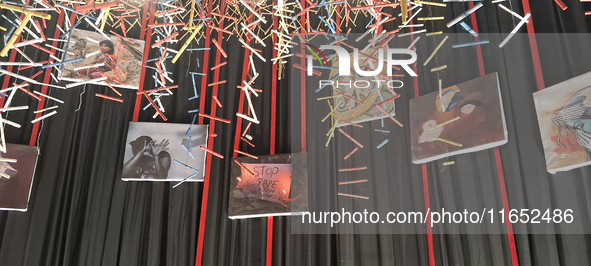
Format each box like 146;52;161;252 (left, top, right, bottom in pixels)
410;73;508;164
122;122;208;181
228;153;309;219
0;144;39;211
76;39;117;79
58;29;144;90
534;71;591;173
122;136;171;179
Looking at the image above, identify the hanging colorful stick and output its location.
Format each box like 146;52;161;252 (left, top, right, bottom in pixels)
200;145;224;159
0;3;52;57
343;146;360;160
339;166;367;172
31;110;57;123
423;35;448;66
338;128;364;148
338;179;368;185
338;192;369;200
96;93;124;103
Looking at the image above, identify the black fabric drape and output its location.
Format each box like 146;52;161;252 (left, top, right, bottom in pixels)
1;0;591;265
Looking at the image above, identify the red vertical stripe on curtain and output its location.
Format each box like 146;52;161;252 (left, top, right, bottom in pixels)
300;0;307;153
409;9;436;266
195;0;215;263
132;1;156;121
468;2;518;265
196;0;227;264
520;0;545;91
266;1;280;264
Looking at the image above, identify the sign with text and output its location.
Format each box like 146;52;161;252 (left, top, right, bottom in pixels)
238;163;291;206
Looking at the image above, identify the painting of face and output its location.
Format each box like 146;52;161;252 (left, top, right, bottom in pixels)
99;43;112;53
410;73;507;164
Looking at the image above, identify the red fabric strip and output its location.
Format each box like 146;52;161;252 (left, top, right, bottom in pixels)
196;0;226;264
231;33;252;157
266;216;274;265
468;4;519;265
468;2;485;77
197;25;212;125
409;10;435;266
495;147;519;265
422;164;434;266
300;0;307;153
139;0;151;40
520;0;545;91
271;3;278;159
266;2;280;264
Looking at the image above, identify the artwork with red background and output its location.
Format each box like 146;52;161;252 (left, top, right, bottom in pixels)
238;163;291;206
228;153;308;219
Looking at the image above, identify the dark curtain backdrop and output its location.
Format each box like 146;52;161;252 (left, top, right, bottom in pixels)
1;0;591;265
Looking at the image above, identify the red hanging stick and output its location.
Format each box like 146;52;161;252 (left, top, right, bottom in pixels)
343;146;360;160
234;149;258;159
143;92;168;121
19;87;42;101
34;20;46;41
338;128;364;148
241;137;255;147
554;0;567;10
151;32;179;48
96;93;123;103
200;146;224;159
212;95;222;107
211;39;227;58
199;113;231;124
104;82;122;96
210;61;227;71
208;80;227;87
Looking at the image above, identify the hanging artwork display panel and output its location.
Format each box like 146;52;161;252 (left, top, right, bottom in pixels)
410;73;508;164
534;71;591;174
0;144;39;212
122;122;208;182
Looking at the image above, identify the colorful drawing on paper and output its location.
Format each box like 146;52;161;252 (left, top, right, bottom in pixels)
410;72;507;164
534;71;591;173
